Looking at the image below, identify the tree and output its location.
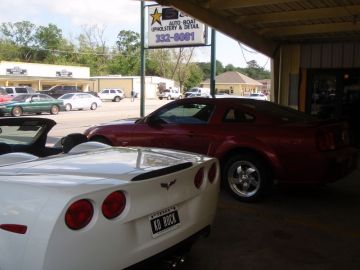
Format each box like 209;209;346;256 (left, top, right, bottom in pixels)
196;60;224;80
183;64;204;90
0;21;36;61
116;30;140;54
34;24;63;62
108;30;141;75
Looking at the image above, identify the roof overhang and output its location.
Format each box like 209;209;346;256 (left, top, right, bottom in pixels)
155;0;360;57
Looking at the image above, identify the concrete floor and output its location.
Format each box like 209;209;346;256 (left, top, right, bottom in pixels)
147;153;360;269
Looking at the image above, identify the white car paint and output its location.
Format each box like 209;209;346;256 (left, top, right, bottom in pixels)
0;144;219;270
58;92;102;111
98;89;125;102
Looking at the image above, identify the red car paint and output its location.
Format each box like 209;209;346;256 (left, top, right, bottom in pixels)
84;98;357;186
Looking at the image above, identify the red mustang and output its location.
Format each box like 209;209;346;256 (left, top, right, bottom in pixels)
84;98;358;202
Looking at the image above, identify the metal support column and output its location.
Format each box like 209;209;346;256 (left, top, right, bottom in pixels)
210;28;216;97
140;1;146;117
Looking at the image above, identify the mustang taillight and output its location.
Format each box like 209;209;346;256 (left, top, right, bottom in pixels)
65;199;94;230
102;191;126;219
317;130;336;151
0;224;27;234
194;167;204;189
208;163;217;183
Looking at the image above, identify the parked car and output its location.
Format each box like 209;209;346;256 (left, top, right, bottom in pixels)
158;88;182;100
4;86;34;97
84;97;358;202
0;117;219;270
0;87;13;102
0;93;63;116
39;85;82;99
58;92;102;111
98;89;125;102
248;92;269;101
184;87;211;98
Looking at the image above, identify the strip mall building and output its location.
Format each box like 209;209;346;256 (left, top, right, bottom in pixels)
0;61;176;98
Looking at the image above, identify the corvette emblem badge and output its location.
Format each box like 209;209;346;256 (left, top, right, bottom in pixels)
161;179;176;190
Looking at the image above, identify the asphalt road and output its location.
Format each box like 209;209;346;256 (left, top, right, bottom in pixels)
37;98;360;269
37;98;171;144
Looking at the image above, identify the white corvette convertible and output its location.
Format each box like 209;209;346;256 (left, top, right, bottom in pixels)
0;117;220;270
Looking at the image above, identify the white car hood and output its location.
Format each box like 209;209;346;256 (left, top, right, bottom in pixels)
0;147;204;185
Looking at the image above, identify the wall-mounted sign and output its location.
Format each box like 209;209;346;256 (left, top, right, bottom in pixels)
56;69;73;77
148;5;207;48
6;66;27;75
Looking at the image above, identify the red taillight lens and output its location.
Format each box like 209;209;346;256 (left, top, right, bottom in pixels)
102;191;126;219
208;163;217;183
0;224;27;234
317;131;335;151
65;199;93;230
194;167;204;189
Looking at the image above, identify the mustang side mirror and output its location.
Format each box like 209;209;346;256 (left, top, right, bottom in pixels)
146;115;165;126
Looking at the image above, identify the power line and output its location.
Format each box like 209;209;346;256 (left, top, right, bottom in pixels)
238;42;270;69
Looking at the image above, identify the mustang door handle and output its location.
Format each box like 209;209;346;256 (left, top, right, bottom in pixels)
187;131;196;138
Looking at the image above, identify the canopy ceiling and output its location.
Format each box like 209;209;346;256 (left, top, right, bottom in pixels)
155;0;360;57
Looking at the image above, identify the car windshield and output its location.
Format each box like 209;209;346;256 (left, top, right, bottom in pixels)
0;88;7;95
0;123;43;145
60;94;75;99
12;95;29;102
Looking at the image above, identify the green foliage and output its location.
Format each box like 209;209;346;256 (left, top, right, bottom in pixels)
183;64;204;90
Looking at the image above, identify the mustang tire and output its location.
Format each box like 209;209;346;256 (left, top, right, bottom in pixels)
223;153;272;202
11;106;23;117
114;96;121;102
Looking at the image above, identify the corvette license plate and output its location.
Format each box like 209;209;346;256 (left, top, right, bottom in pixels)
149;206;180;238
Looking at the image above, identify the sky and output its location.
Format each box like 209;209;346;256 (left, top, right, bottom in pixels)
0;0;271;70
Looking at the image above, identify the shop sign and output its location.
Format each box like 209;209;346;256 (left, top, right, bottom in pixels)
148;5;207;48
56;69;73;77
6;66;27;75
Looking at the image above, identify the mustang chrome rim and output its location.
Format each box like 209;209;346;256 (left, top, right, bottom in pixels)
227;161;260;197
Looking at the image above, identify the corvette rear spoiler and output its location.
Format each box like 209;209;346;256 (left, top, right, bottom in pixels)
132;162;193;181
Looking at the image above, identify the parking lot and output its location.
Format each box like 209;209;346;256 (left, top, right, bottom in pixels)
39;98;360;269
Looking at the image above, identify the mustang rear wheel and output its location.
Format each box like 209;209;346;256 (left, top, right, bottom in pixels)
11;106;23;117
50;105;60;115
90;103;97;110
223;153;272;202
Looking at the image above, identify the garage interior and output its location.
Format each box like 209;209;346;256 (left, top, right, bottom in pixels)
149;1;360;269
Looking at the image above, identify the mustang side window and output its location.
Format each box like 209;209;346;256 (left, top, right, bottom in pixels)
223;108;255;123
157;103;214;124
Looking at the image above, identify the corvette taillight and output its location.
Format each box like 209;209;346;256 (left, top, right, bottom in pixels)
65;199;94;230
194;167;204;189
102;191;126;219
208;163;217;183
0;224;27;234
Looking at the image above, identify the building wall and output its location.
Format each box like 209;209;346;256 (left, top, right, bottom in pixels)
0;61;89;78
0;61;92;91
277;42;360;110
202;83;261;95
